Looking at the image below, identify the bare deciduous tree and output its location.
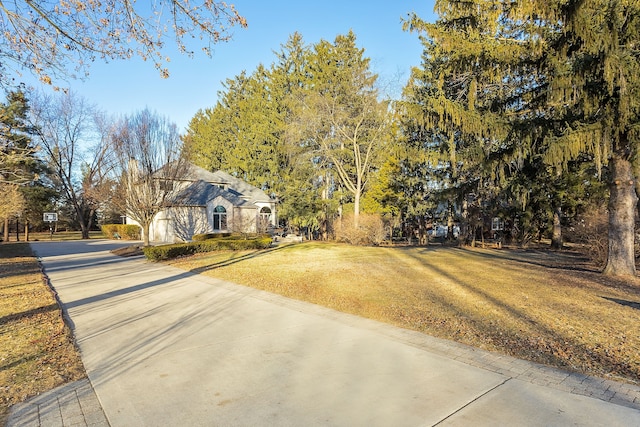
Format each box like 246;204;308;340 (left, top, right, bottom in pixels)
111;108;188;246
30;91;113;238
0;1;247;87
230;208;257;239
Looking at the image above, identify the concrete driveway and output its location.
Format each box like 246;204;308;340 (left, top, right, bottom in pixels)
18;240;640;426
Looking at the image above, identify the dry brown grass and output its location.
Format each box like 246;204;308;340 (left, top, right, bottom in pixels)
168;242;640;385
25;230;105;242
0;243;85;425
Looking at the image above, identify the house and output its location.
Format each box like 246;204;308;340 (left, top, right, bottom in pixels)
141;164;277;243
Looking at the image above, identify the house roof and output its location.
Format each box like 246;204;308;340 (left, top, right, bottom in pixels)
170;180;250;207
181;164;273;204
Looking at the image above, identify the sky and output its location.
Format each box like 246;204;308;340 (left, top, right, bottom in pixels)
26;1;437;133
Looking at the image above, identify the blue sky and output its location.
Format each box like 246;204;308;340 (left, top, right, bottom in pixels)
31;1;436;132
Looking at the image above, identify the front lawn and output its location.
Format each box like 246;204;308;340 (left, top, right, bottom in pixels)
168;242;640;384
0;243;85;425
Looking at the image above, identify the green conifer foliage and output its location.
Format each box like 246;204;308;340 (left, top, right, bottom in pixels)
0;91;44;240
405;0;639;275
183;31;392;237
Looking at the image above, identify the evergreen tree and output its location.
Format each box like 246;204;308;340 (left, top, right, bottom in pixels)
405;0;639;274
0;90;42;241
401;0;514;245
183;106;230;172
540;0;640;275
271;33;329;237
0;91;38;184
185;66;284;191
184;32;393;238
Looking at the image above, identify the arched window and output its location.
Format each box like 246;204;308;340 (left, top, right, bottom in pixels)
258;207;271;232
213;205;227;231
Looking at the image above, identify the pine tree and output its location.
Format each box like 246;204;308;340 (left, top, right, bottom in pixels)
0;91;38;184
405;0;639;275
539;0;640;275
270;33;329;237
184;32;393;238
0;90;41;241
401;0;513;244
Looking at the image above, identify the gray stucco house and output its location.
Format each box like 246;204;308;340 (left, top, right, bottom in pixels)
146;164;277;243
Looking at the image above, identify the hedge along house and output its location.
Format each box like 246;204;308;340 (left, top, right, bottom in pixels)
139;164;277;243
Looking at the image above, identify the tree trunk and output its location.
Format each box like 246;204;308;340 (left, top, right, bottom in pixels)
3;218;8;243
603;156;637;276
551;205;563;250
80;223;90;239
447;203;454;241
461;198;469;245
75;204;90;239
353;187;360;229
86;208;96;239
321;174;330;241
24;219;29;242
143;221;151;246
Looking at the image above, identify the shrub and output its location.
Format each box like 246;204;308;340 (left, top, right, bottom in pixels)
143;235;273;261
566;206;608;267
361;214;387;245
335;213;387;246
101;224;141;240
192;232;233;241
101;224;118;238
120;225;142;240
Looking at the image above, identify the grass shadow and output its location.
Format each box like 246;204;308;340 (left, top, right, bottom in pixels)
0;352;44;373
601;296;640;310
186;243;295;274
0;303;59;325
389;247;640;379
447;246;596;273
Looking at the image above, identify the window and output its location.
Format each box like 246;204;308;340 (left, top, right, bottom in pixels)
213;205;227;230
258;207;271;232
491;217;504;231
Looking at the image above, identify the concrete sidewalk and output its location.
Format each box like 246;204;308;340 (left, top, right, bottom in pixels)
7;379;108;427
8;240;640;426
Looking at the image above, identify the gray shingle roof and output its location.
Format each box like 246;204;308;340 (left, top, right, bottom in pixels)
170;180;249;207
181;164;272;204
